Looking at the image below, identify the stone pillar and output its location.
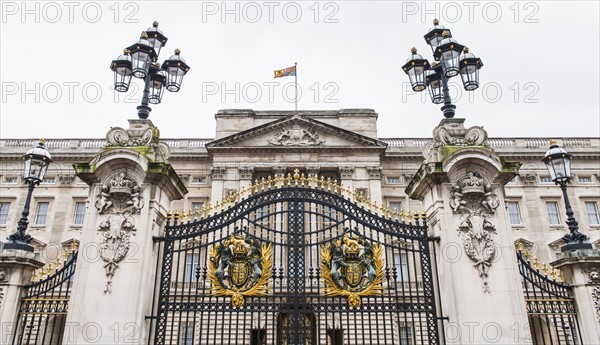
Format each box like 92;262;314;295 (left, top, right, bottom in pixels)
339;166;354;191
65;119;187;344
407;118;529;344
366;166;383;205
552;249;600;344
0;248;44;343
210;166;226;202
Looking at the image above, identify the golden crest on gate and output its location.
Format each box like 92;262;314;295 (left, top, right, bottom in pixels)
321;231;384;309
209;231;273;308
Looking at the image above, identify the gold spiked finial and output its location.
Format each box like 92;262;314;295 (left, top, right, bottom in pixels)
559;271;564;282
542;263;548;276
433;18;439;25
70;241;78;253
549;139;557;146
293;169;300;183
515;240;523;252
411;47;417;54
533;258;539;270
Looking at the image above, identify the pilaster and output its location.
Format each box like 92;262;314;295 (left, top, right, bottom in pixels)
65;119;186;344
0;248;44;342
407;118;528;344
552;249;600;344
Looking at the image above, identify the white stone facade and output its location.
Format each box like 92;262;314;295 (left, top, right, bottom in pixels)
1;109;598;266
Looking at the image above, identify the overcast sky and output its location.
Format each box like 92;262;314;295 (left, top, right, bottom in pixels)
1;1;599;140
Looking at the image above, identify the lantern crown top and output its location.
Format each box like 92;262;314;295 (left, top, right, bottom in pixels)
174;48;181;55
549;139;558;146
442;30;450;38
24;139;52;161
433;18;439;25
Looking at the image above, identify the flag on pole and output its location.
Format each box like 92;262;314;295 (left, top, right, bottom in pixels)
274;65;296;78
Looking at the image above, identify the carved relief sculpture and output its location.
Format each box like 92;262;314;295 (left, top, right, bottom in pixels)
268;124;325;146
450;172;500;293
95;170;144;293
0;269;7;307
585;266;600;322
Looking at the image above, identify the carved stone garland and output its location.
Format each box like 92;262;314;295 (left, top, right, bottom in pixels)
585;266;600;322
0;268;8;307
95;170;144;293
450;172;500;293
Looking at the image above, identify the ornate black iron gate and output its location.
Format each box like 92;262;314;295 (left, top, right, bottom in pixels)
516;242;583;344
149;173;441;344
12;247;78;345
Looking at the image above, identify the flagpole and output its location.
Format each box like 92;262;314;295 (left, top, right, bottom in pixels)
294;62;298;112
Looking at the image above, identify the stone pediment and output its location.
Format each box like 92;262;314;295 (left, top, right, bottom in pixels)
206;115;387;152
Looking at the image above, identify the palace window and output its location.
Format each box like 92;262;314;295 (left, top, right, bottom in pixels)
387;176;401;184
507;202;522;225
586;201;600;225
179;322;194;345
539;176;553;183
41;177;55;184
399;326;414;345
389;202;402;214
185;253;200;282
73;202;86;225
34;202;49;225
0;202;10;225
546;201;560;225
578;176;592;183
191;202;204;213
393;252;409;281
4;177;17;184
192;177;207;184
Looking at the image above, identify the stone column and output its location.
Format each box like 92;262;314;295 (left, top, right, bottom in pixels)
0;248;44;343
366;166;383;205
552;249;600;344
339;166;354;191
407;118;529;344
210;166;226;203
64;119;187;344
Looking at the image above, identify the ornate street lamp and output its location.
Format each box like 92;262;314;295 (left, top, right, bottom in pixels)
543;140;593;251
403;19;483;119
5;140;52;251
110;21;190;119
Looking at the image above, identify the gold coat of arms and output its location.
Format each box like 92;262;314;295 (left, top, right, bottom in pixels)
209;233;273;308
321;233;384;308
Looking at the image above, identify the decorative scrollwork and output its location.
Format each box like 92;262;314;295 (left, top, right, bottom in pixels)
320;231;384;308
209;231;273;308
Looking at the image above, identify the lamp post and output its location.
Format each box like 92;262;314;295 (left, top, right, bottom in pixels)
403;19;483;119
110;21;190;120
543;140;593;252
5;140;52;251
